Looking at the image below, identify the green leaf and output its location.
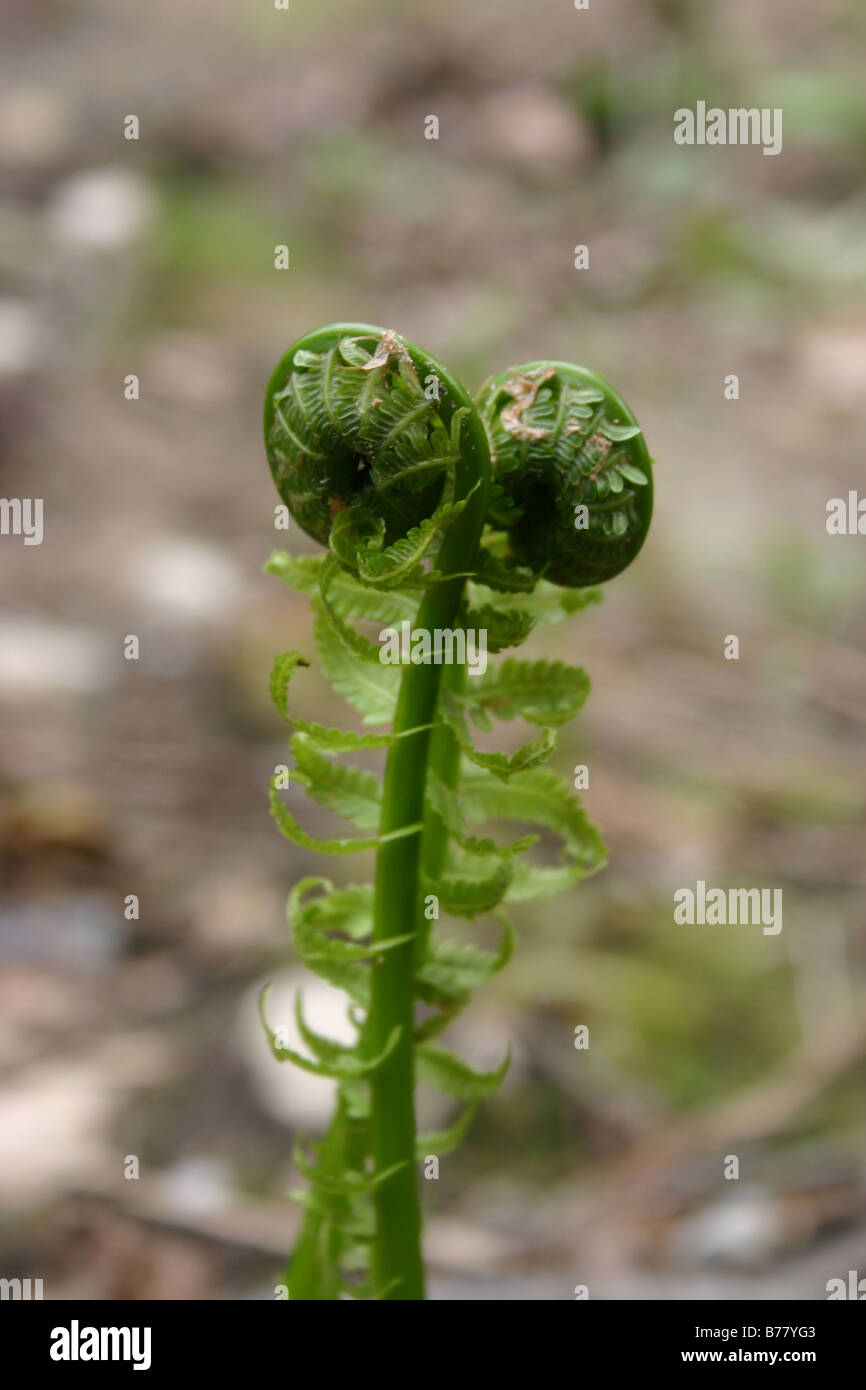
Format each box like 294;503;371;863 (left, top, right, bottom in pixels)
464;658;590;727
313;604;400;725
505;862;583;902
269;650;396;750
341;485;478;591
460;831;539;858
416;1042;511;1100
294;1140;407;1197
291;733;382;830
287;881;412;979
419;767;469;842
287;1211;341;1301
339;1075;371;1120
616;461;649;486
417;914;516;999
432;866;512;920
430;858;514;918
598;420;642;442
460;603;536;653
353;511;442;588
269;650;310;722
288;882;409;963
415;1105;478;1160
424;770;539;857
264;550;323;595
469;726;556;779
318;555;383;664
293;992;360;1067
298;723;398;752
295;952;370;1007
269;778;419;854
266;549;420;625
458;766;607;883
471;544;536;593
439;691;556;780
329;505;386;575
259;985;401;1078
288;878;373;941
318;568;419;626
569;385;606;405
484;481;524;530
291;1187;373;1239
295;922;413;965
338;337;373;368
469;577;603;626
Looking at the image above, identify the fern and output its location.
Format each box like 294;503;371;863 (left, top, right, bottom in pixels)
261;322;653;1300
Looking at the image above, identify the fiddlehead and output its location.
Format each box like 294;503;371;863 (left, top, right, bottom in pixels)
476;362;653;587
261;324;654;1300
264;324;479;554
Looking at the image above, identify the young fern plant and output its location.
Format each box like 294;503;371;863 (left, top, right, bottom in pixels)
261;323;653;1300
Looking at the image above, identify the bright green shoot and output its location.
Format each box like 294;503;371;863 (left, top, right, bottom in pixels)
261;323;653;1300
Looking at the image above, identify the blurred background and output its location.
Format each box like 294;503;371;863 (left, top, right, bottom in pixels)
1;0;865;1300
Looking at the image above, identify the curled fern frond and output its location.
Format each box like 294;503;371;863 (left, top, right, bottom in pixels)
266;328;462;549
477;362;653;586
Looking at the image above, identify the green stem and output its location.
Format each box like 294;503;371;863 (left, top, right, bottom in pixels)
417;661;465;962
367;395;489;1301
